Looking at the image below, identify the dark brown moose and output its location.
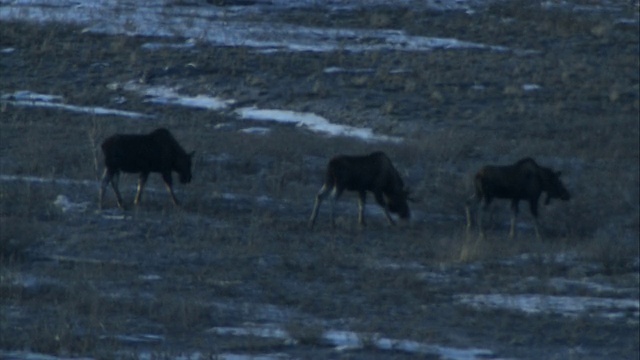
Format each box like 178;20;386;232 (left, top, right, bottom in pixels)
465;157;570;239
308;151;411;228
99;128;194;209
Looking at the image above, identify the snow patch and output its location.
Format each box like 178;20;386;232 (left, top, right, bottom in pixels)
1;91;152;119
235;107;402;143
123;83;235;111
239;127;271;135
0;0;528;55
456;293;640;321
522;84;542;91
208;324;495;359
53;195;90;213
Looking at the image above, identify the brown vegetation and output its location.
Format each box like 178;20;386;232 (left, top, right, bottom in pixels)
0;1;638;358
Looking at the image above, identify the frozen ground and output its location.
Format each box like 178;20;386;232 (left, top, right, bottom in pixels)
1;0;639;359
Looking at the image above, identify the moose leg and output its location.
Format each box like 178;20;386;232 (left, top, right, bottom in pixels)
109;172;125;209
357;191;368;226
477;205;484;239
308;184;330;229
375;192;395;226
465;194;479;229
509;200;520;239
160;172;180;206
528;199;541;239
477;198;491;239
99;169;113;209
134;172;149;206
329;186;343;228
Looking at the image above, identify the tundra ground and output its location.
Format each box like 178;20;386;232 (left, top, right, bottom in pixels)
1;1;639;359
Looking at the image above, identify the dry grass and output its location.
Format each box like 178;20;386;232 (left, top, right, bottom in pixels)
0;3;638;357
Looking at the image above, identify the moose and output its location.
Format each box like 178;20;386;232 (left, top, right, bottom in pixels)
99;128;194;209
465;157;571;239
308;151;411;228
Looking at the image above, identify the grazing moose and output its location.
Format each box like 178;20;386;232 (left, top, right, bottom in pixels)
308;151;411;228
465;157;571;239
99;128;194;209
